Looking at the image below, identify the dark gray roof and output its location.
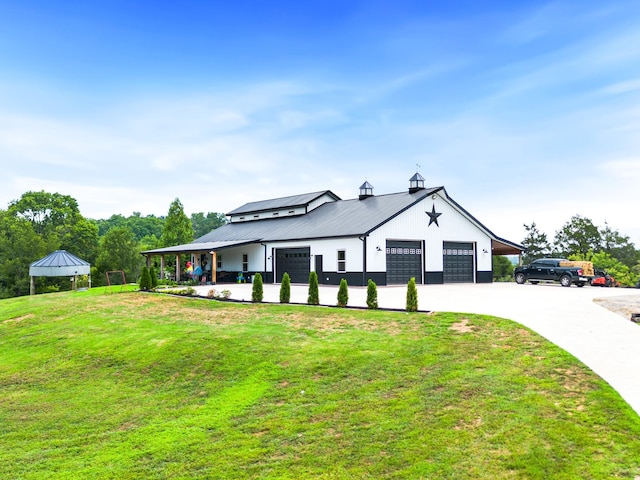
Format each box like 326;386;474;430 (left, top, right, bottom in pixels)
142;240;260;255
197;188;443;243
226;190;340;216
29;250;91;277
30;250;89;268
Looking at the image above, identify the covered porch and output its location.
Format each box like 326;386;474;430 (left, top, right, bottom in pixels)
141;240;260;284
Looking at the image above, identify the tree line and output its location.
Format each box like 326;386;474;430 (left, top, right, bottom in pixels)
494;215;640;286
0;191;226;298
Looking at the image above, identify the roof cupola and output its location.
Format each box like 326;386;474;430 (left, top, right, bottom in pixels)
409;172;425;193
359;181;374;200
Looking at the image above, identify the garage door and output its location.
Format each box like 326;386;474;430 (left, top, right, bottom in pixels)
386;240;422;285
443;242;474;283
276;247;310;283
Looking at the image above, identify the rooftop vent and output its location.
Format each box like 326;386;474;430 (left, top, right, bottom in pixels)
359;181;374;200
409;173;425;193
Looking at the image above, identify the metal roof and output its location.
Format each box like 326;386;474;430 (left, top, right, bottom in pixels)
29;250;91;277
141;240;260;255
142;186;524;256
196;188;442;244
226;190;340;216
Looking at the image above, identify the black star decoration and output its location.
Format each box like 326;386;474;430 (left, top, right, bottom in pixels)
426;204;442;227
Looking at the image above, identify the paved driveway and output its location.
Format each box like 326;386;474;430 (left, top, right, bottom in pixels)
195;282;640;416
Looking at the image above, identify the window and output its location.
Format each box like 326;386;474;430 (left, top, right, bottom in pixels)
337;250;346;273
242;253;248;272
217;254;223;269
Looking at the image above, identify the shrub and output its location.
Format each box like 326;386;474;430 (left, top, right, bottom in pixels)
337;278;349;307
139;266;151;291
406;277;418;312
307;271;319;305
149;266;158;289
280;272;291;303
366;279;378;309
252;272;263;303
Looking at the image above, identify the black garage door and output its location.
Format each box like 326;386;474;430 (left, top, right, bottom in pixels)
386;240;422;285
276;247;310;283
443;242;474;283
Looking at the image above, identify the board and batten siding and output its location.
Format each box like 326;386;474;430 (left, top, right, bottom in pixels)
366;194;492;273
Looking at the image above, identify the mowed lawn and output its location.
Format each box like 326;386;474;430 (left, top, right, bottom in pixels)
1;290;640;479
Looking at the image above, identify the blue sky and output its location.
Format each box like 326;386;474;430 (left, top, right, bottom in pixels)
1;1;639;246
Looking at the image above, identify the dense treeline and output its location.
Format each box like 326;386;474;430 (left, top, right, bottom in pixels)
0;191;226;298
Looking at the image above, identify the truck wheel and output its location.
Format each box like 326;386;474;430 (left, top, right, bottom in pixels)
515;273;525;284
560;275;572;287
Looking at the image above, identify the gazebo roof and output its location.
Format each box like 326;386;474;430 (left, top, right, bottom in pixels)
29;250;91;277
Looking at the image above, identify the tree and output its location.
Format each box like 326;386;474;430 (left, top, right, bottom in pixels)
280;272;291;303
600;222;640;269
492;255;514;281
554;215;601;258
139;265;151;291
406;277;418;312
252;272;263;302
521;222;551;263
0;210;54;298
8;191;81;237
59;217;99;265
161;198;193;247
95;226;143;286
366;279;378;309
191;212;227;239
7;190;98;266
337;279;349;307
307;271;319;305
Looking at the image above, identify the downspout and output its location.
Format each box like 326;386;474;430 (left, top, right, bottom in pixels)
261;242;267;282
359;235;367;287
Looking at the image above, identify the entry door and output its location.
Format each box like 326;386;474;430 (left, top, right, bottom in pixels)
443;242;474;283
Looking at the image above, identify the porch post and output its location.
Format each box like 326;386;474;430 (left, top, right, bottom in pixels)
211;251;217;284
160;255;165;280
176;254;181;282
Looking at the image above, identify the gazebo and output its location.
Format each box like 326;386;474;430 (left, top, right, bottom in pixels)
29;250;91;295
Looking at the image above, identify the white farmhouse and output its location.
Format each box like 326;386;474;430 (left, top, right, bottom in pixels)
143;173;523;286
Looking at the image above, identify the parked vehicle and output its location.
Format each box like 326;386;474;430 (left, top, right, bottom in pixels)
514;258;592;287
590;270;619;287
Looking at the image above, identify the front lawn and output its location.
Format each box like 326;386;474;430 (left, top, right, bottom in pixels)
1;290;639;479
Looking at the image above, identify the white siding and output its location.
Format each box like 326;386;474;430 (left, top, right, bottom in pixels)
307;193;338;212
366;194;492;273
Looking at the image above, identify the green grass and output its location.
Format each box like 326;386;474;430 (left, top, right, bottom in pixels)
1;290;639;479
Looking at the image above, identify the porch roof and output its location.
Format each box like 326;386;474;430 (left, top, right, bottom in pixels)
141;239;260;256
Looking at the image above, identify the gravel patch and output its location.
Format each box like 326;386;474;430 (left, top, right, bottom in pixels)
594;293;640;320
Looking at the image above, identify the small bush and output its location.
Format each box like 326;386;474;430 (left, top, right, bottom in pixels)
139;266;151;291
280;272;291;303
308;271;319;305
406;277;418;312
252;272;263;303
149;266;158;289
337;279;349;307
366;279;378;309
172;287;196;296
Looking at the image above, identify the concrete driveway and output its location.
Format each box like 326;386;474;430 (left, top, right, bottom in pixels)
194;282;640;416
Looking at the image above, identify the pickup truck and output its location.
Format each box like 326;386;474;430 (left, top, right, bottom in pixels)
514;258;591;287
